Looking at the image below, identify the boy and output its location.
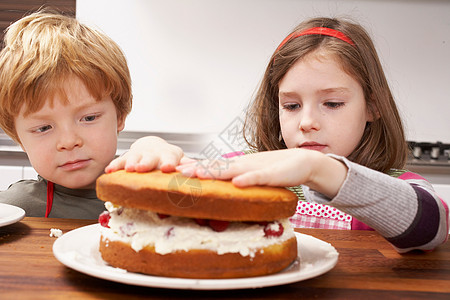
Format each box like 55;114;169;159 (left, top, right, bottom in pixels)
0;11;182;219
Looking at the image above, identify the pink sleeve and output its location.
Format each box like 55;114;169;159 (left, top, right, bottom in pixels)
221;151;245;158
351;218;374;231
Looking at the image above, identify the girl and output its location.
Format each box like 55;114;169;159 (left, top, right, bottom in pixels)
175;17;449;252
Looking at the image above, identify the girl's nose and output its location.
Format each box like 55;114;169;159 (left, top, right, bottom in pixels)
56;128;83;151
299;107;321;132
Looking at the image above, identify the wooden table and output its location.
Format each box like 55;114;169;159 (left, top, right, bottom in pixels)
0;217;449;299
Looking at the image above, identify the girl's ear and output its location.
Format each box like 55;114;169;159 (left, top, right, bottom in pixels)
367;108;380;122
366;96;380;122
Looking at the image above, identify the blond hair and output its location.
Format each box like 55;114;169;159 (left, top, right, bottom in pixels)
0;10;132;143
243;17;408;172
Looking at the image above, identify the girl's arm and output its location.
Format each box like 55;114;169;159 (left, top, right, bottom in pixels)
179;148;348;198
309;155;448;252
178;149;449;252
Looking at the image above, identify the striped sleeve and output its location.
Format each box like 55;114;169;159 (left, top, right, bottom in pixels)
386;172;449;252
310;155;449;253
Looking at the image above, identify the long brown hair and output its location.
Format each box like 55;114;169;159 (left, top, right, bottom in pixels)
243;17;408;172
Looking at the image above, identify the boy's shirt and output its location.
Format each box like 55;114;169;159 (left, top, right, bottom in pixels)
0;176;104;219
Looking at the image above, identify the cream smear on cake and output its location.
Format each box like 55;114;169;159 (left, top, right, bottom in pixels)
100;202;295;257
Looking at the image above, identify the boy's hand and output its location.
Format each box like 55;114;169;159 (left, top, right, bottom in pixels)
105;136;189;173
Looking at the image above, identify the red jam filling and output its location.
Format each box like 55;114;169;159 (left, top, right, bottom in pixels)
100;210;284;238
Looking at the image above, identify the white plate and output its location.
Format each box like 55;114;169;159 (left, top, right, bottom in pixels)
0;203;25;227
53;224;338;290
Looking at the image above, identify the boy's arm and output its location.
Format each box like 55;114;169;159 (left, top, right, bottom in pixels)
106;136;189;173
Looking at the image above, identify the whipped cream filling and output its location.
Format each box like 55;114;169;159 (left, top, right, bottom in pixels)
101;202;295;257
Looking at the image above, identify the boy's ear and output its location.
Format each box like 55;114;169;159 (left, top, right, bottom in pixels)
13;135;26;152
117;116;126;133
18;142;26;152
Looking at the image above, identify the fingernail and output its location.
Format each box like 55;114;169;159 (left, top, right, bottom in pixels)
180;167;194;177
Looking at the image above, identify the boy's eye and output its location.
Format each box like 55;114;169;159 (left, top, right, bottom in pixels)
35;125;52;133
82;114;100;122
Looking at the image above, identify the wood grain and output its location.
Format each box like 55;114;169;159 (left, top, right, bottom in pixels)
0;217;449;299
0;0;76;48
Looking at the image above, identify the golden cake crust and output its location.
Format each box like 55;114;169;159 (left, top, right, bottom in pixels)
99;235;298;279
96;170;297;221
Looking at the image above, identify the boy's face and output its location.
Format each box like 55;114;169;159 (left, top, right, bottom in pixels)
15;76;124;189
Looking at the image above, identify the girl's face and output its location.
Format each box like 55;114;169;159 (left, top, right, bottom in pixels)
278;51;373;157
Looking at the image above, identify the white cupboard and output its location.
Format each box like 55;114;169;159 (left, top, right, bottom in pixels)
0;166;38;191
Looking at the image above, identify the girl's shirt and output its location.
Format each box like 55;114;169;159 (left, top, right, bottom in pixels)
0;176;105;219
223;151;449;253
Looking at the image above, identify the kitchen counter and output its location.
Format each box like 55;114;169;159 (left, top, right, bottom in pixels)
1;217;449;298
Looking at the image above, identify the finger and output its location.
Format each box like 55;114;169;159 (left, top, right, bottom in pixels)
105;156;127;173
131;155;160;173
123;154;145;172
160;162;177;173
176;157;203;173
176;163;194;171
180;156;197;165
231;169;273;188
159;152;184;173
195;162;235;180
178;166;197;177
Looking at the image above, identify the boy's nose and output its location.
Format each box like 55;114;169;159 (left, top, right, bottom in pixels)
56;130;83;151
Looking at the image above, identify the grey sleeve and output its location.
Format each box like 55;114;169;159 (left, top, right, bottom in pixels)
306;154;418;238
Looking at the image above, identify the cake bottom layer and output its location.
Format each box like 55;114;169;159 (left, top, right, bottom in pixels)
100;236;298;279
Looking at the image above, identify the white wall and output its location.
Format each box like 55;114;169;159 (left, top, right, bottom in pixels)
77;0;450;143
0;166;38;191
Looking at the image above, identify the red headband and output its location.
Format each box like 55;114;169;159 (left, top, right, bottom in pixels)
276;27;355;51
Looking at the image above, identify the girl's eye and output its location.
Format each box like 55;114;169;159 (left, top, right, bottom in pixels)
35;125;52;133
282;103;300;111
82;114;100;122
324;102;344;109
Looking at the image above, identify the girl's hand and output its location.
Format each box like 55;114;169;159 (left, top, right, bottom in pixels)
105;136;192;173
177;148;347;198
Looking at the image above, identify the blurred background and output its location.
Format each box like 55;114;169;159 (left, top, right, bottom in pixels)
0;0;449;201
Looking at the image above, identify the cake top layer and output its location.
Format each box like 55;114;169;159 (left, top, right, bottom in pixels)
96;170;298;221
